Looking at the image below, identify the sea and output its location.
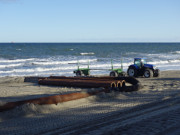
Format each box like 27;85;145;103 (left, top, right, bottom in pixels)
0;43;180;77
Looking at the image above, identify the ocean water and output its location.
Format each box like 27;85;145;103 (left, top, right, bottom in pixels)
0;43;180;77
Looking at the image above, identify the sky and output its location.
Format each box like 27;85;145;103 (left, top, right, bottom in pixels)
0;0;180;42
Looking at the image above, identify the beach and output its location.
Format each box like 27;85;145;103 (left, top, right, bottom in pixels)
1;0;180;134
0;70;180;134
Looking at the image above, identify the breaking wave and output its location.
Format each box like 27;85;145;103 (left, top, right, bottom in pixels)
80;52;95;55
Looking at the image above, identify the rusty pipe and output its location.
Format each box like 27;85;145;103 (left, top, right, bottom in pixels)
26;76;141;87
0;89;108;112
49;76;116;80
121;80;126;87
47;76;138;89
116;81;122;89
39;78;124;84
38;78;119;89
110;82;116;89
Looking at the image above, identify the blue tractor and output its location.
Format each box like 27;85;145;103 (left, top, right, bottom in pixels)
127;58;160;78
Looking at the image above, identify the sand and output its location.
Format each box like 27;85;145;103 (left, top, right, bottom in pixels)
0;70;180;135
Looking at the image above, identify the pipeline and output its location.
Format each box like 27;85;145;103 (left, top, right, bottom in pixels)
38;76;142;91
49;76;140;86
118;77;143;91
49;76;117;80
0;89;108;112
25;76;142;91
38;78;124;89
0;77;142;112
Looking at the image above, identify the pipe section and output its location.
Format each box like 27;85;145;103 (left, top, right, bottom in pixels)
0;89;108;112
38;78;123;89
0;76;142;112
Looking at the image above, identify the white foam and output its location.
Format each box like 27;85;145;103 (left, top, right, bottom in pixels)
169;59;180;63
0;66;77;74
0;63;22;68
80;52;95;55
149;61;169;65
0;58;35;63
175;51;180;54
33;59;97;65
149;59;180;65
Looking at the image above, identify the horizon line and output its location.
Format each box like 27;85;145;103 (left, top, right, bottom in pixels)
0;42;180;44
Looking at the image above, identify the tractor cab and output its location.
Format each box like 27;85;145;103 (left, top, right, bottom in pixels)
134;58;147;68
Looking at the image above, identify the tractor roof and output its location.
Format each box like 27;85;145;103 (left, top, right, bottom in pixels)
134;58;147;60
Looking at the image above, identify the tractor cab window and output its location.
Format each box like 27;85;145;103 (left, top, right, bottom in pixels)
134;59;147;67
141;59;147;65
134;59;141;67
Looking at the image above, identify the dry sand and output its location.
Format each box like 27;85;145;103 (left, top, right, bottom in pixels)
0;70;180;135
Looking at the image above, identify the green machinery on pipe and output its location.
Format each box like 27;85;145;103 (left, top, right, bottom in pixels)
109;58;126;77
73;60;90;76
73;59;126;77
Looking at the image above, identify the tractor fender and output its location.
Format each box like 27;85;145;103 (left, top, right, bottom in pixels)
144;64;153;69
129;65;139;70
143;67;154;72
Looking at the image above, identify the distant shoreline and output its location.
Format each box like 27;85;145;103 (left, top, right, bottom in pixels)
0;42;180;44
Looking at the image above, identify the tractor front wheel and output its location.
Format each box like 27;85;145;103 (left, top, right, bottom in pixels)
144;69;153;78
154;69;160;77
76;71;83;76
127;67;137;77
110;71;118;77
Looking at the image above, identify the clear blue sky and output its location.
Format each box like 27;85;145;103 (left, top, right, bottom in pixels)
0;0;180;42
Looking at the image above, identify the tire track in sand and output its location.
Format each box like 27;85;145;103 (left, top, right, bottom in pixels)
42;94;180;135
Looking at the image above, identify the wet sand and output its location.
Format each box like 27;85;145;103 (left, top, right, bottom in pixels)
0;70;180;134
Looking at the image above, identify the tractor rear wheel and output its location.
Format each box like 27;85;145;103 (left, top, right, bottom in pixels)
127;67;137;77
110;71;118;77
76;71;83;76
144;69;153;78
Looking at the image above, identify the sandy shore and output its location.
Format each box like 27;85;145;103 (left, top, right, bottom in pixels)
0;70;180;135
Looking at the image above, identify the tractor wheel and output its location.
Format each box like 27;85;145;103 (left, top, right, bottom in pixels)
144;69;153;78
110;71;118;77
87;70;90;76
118;72;126;77
153;69;160;77
76;71;83;76
127;67;137;77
